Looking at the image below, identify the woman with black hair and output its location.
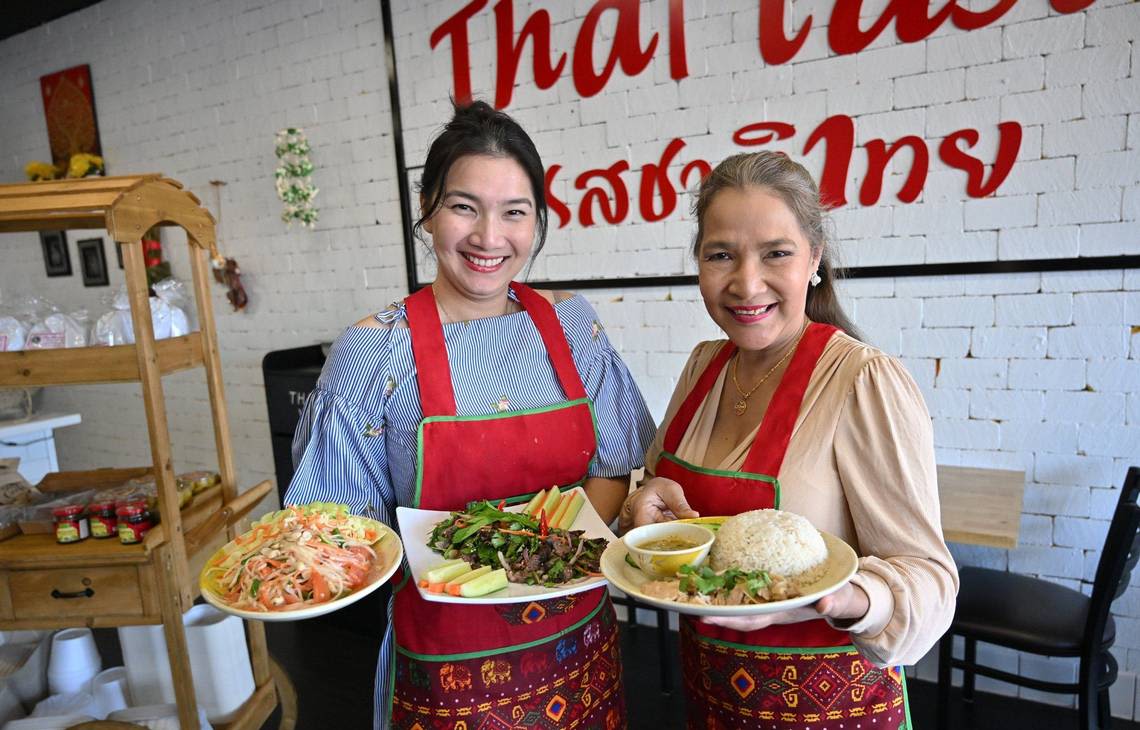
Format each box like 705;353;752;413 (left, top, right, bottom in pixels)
285;101;655;729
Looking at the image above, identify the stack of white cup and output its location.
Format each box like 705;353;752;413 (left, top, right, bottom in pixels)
45;630;100;696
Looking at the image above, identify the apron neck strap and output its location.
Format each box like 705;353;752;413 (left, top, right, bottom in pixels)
662;341;737;453
405;283;587;417
405;286;456;417
741;322;838;476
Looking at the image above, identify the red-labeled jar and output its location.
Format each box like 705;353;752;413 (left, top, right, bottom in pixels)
116;501;153;544
53;505;89;544
88;500;118;539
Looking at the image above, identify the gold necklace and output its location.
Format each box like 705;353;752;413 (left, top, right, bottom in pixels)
433;286;513;324
730;323;807;416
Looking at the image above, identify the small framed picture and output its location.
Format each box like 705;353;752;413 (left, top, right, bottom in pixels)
40;230;71;277
77;238;110;287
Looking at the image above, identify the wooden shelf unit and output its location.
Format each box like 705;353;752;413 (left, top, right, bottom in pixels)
0;175;277;730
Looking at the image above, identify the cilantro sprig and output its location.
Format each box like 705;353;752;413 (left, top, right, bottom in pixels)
677;564;772;599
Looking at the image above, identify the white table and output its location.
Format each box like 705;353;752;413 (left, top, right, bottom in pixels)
0;412;81;484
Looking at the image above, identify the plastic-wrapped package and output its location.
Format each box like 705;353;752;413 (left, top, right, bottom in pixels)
152;278;194;336
0;316;26;351
25;312;86;349
93;287;174;345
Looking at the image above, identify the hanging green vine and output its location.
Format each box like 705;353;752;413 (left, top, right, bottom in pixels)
274;128;319;228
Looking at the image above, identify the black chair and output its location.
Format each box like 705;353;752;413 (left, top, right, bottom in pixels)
937;466;1140;730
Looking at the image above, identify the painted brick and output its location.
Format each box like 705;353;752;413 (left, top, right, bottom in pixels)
925;98;1000;138
900;328;970;358
895;69;965;109
967;272;1042;295
1054;516;1111;550
924;388;970;419
965;57;1043;99
825;79;893;116
1019;653;1079;707
1076;150;1140;189
1039;189;1122;226
970;389;1044;421
1008;358;1086;391
924;296;993;327
1043;390;1127;426
963;195;1037;231
1042;270;1125;292
1046;43;1132;88
855;108;927;147
898;358;937;389
1088;360;1140;393
947;543;1008;572
932;418;1001;450
995;293;1072;326
1044;117;1128;158
928;27;1002;71
1078;425;1140;458
1081;222;1140;257
971;327;1047;358
1074;292;1128;325
936;358;1007;389
925;232;998;264
854;43;926;84
1048;325;1131;359
1086;3;1140;45
1008;545;1084;580
1084;77;1140;117
996;157;1073;196
1002;14;1085;59
999;420;1078;454
1019;514;1054;546
853;297;922;330
1001;86;1082;125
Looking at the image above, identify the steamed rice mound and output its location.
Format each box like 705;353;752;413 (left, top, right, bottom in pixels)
710;509;828;586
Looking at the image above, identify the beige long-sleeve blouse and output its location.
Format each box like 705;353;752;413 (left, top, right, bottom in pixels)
645;332;959;667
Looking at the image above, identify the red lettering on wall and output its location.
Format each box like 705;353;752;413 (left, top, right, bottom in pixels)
861;136;929;205
545;165;572;230
575;161;632;225
1050;0;1096;12
757;0;811;65
669;0;689;80
493;1;567;109
803;115;856;208
429;0;488;106
639;139;685;222
939;122;1023;197
733;121;796;147
573;0;659;98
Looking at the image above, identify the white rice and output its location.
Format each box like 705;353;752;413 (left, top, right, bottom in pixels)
710;509;828;585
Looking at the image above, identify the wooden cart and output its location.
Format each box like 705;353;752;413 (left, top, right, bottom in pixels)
0;175;277;729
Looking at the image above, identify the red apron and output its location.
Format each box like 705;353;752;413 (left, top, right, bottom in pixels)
656;323;910;729
390;283;624;730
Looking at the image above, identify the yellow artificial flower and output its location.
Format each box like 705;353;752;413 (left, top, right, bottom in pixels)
24;161;60;181
66;153;104;178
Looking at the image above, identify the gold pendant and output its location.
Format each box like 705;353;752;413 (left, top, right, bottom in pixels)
734;398;748;416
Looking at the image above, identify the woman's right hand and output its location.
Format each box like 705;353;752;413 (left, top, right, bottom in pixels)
619;476;699;532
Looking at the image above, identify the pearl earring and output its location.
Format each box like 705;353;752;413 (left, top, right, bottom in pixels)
810;270;822;287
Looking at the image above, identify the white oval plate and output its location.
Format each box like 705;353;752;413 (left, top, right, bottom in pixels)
199;516;403;622
601;530;858;617
396;486;615;604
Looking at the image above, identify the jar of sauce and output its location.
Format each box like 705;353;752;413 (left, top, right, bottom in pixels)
53;505;89;544
88;500;118;539
116;501;153;544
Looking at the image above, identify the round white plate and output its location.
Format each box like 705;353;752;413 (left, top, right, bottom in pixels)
601;530;858;617
396;486;615;604
199;516;403;622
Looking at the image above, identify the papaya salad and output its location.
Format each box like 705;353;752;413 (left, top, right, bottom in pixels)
202;502;383;612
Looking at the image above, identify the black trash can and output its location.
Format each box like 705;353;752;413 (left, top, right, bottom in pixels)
262;343;389;638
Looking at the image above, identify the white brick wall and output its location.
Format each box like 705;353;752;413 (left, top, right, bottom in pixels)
1;0;1138;718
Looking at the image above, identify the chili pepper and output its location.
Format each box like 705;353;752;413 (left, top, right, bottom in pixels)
498;499;507;511
539;508;549;538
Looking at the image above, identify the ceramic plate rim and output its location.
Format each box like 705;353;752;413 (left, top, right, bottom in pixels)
601;530;858;617
395;486;615;604
199;515;403;622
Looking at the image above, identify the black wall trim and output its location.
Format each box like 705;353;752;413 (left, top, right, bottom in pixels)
380;0;418;295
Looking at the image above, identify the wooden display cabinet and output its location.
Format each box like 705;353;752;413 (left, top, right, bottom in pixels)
0;175;278;729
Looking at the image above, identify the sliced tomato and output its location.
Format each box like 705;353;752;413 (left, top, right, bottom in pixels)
310;570;331;603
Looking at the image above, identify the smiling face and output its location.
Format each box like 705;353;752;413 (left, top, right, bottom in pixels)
697;186;822;355
422;154;536;310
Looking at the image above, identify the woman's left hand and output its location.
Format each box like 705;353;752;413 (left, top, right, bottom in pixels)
700;582;869;632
